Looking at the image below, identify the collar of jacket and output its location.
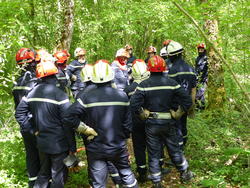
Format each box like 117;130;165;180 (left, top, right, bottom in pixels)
41;75;58;85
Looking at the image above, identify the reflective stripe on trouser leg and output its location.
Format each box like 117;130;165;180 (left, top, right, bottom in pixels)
107;161;122;185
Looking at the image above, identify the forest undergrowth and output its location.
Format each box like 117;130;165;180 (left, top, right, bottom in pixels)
0;99;249;188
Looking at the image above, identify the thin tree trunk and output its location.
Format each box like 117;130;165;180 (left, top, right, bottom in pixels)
56;0;75;51
205;19;226;108
29;0;39;47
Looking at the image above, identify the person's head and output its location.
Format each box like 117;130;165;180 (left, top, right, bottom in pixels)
147;55;166;73
115;48;130;66
91;60;114;84
74;48;86;62
131;59;150;81
197;43;206;55
147;46;157;58
36;58;58;81
16;48;36;71
81;64;93;83
125;44;133;56
166;41;184;62
54;50;70;69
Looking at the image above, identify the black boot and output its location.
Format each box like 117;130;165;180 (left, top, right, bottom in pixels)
180;170;194;183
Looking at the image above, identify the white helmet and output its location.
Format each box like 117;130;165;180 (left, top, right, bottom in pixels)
166;41;184;56
115;48;130;58
131;59;150;81
160;47;168;57
81;64;93;82
74;48;86;58
91;60;114;83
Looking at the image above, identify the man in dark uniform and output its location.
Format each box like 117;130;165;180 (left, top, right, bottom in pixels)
195;43;208;110
124;59;150;182
63;60;138;188
15;57;76;188
66;47;87;97
166;41;197;148
53;50;71;92
13;48;40;187
130;55;194;188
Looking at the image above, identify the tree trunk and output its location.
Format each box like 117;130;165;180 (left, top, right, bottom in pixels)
56;0;75;51
205;19;226;109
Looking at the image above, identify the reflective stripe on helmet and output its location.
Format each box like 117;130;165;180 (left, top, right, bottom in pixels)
77;98;129;108
137;85;180;91
168;72;196;77
13;86;32;91
23;97;69;105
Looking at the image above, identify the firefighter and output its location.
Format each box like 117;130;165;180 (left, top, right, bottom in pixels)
145;46;157;64
195;43;208;110
15;56;76;188
130;55;194;187
53;50;71;92
125;44;136;70
66;48;87;97
63;60;138;188
78;64;123;187
111;48;130;90
13;48;40;187
166;41;197;148
124;59;150;182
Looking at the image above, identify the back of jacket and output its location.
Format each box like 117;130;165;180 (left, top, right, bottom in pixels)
17;82;71;154
111;62;129;90
12;71;38;108
130;74;192;124
56;67;70;92
66;60;86;89
168;58;196;95
63;85;132;154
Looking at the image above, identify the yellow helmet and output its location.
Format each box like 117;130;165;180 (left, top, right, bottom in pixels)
81;64;93;82
91;60;114;83
131;59;150;81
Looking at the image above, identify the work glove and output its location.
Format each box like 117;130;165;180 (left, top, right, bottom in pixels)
63;153;81;173
77;123;98;137
170;106;185;120
139;108;150;120
71;74;77;81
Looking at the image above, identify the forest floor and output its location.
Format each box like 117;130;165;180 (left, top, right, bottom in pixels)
0;99;249;188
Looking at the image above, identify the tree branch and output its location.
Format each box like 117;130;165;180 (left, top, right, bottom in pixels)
172;1;250;103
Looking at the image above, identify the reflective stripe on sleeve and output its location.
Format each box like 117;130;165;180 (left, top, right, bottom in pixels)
13;86;32;91
77;99;130;108
29;176;37;181
168;72;196;77
57;77;67;80
123;179;137;187
26;98;69;105
128;91;135;96
139;165;146;168
137;85;180;91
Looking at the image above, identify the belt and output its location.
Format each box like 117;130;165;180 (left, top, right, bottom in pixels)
148;112;172;119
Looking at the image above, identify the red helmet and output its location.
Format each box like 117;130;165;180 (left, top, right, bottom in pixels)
147;55;166;72
197;43;206;49
16;48;35;64
162;40;172;47
54;50;70;64
36;61;58;78
147;46;157;54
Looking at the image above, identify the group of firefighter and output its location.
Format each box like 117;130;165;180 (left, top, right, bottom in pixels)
13;40;208;188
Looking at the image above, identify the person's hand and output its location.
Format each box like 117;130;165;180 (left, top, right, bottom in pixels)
71;75;77;81
170;106;185;120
